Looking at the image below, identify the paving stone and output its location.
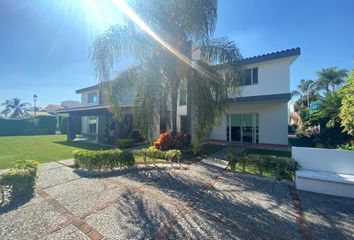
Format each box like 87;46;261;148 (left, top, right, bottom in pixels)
38;165;81;189
210;146;244;160
57;159;75;167
45;178;126;216
194;172;300;240
42;224;90;240
86;189;179;240
110;167;168;189
298;190;354;240
0;197;66;240
164;210;261;240
39;162;64;171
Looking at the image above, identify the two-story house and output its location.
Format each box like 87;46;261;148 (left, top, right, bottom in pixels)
59;47;300;146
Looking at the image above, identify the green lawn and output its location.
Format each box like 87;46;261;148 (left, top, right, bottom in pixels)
0;135;111;169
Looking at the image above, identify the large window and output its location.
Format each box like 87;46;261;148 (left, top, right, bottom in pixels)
228;113;259;143
88;92;97;103
88;117;97;133
241;68;258;86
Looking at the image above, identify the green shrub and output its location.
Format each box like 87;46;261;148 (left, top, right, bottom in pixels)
0;118;31;136
36;116;57;134
227;149;239;172
73;149;135;170
337;143;354;151
132;148;166;161
226;150;300;180
0;160;38;197
59;116;68;134
165;149;182;163
247;154;272;177
117;139;135;148
23;129;48;135
59;116;82;135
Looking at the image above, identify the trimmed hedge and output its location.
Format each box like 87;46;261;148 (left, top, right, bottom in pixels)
73;149;135;170
0;160;38;197
23;129;48;135
227;151;300;180
132;148;166;160
59;116;68;134
0;118;31;136
0;116;57;136
58;116;81;135
35;116;57;134
117;139;135;149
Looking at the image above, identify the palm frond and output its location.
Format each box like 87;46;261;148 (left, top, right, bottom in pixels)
91;24;153;82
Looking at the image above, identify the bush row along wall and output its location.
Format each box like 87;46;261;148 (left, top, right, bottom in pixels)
0;116;81;136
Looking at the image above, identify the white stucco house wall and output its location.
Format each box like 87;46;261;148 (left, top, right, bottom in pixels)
58;48;300;146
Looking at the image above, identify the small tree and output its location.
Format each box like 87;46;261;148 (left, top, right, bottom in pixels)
339;69;354;136
1;98;30;118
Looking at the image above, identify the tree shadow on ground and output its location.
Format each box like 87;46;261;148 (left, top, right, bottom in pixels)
53;141;112;151
108;188;177;239
298;190;354;240
71;159;353;239
0;189;34;215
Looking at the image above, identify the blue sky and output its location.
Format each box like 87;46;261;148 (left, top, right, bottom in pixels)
0;0;353;107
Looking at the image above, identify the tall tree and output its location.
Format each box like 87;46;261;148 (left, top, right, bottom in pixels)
339;69;354;136
92;0;243;145
291;79;315;98
1;98;30;118
317;67;348;92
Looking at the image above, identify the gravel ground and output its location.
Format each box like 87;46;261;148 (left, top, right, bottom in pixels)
1;157;353;239
299;190;354;240
0;197;66;239
42;224;90;240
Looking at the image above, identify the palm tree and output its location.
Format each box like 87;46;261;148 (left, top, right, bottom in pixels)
1;98;30;118
317;67;348;92
291;79;315;98
92;0;243;145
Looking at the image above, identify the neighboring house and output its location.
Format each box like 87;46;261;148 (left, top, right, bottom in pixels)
26;111;52;117
44;101;81;115
58;48;300;146
44;104;65;114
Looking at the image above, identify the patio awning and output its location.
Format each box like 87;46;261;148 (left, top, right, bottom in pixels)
56;104;133;116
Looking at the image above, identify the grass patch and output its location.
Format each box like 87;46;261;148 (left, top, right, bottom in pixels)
199;144;226;155
230;165;275;179
0;135;112;169
243;148;291;157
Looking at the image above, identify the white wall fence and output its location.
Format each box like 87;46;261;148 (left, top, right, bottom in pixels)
292;147;354;198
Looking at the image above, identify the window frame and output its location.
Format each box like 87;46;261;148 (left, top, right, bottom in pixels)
242;67;258;86
87;92;98;103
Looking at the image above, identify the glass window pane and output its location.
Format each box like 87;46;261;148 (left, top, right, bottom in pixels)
253;68;258;84
231;114;241;126
88;92;97;103
242;114;253;127
245;69;252;85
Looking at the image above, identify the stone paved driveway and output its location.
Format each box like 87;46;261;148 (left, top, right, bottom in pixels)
1;158;353;240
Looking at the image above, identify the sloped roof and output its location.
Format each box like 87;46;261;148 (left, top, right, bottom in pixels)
44;104;65;113
241;47;301;65
76;47;301;93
